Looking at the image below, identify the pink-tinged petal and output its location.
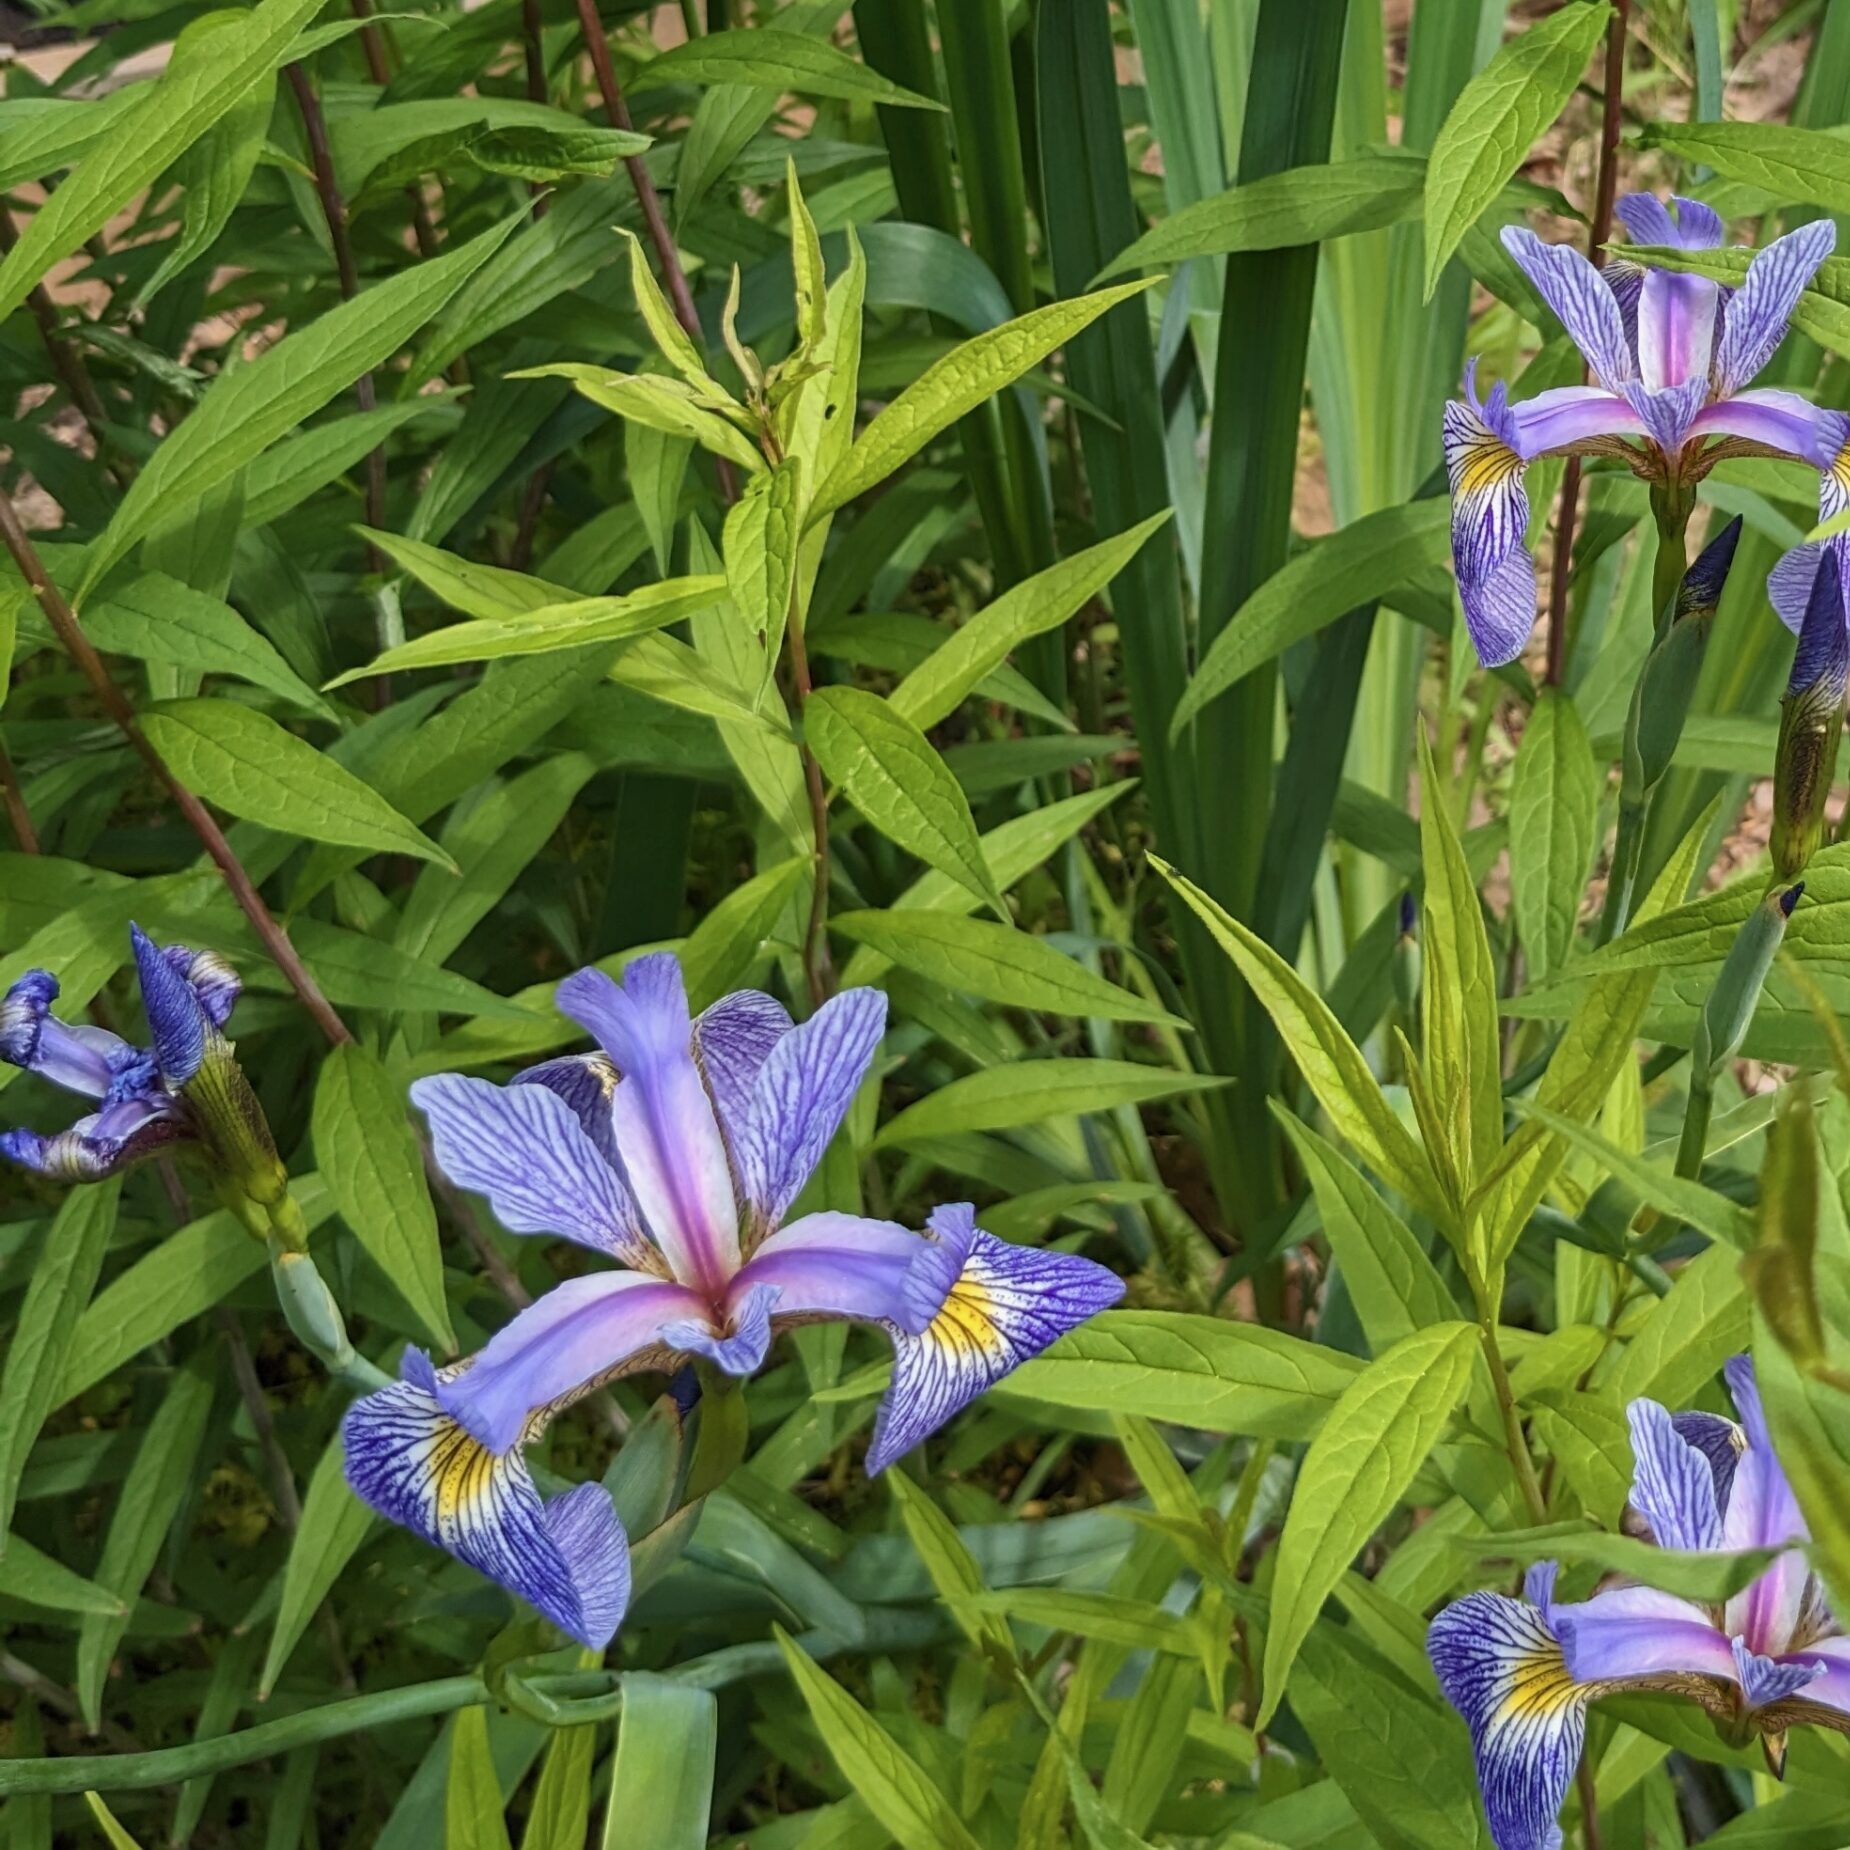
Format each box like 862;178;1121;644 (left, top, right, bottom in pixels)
1637;269;1720;393
412;1072;652;1267
559;955;741;1294
1721;1356;1812;1656
1502;227;1636;391
738;987;886;1230
693;989;793;1165
1553;1585;1738;1685
1688;389;1848;466
1714;219;1837;394
730;1208;927;1328
663;1280;777;1375
865;1206;1123;1473
1626;1399;1723;1552
1427;1584;1588;1850
1782;1636;1850;1717
1504;385;1644;458
343;1351;629;1648
1444;388;1536;668
437;1272;708;1453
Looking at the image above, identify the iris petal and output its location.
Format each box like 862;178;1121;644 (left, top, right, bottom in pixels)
728;1208;929;1328
692;989;793;1166
1626;1399;1722;1552
1713;219;1837;396
1502;228;1636;392
1443;392;1535;667
1553;1584;1738;1685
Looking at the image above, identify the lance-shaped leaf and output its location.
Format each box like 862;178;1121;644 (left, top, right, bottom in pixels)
887;1474;1015;1666
1417;729;1503;1199
1457;1522;1779;1604
639;29;946;109
806;684;1003;913
874;1059;1223;1146
812;281;1157;517
832;910;1178;1024
0;0;328;325
1609;1241;1749;1409
723;456;805;698
1155;858;1444;1222
313;1044;453;1351
326;577;728;683
1422;3;1612;296
139;702;452;867
605;1675;717;1850
1509;688;1599;984
1641;120;1850;220
513;364;764;474
260;1432;375;1696
1169;499;1449;741
893;512;1171;731
0;1535;125;1619
681;857;811;1010
1258;1322;1477;1727
447;1707;513;1850
619;226;719;391
1098;150;1428;282
237;397;460;527
79;215;519;597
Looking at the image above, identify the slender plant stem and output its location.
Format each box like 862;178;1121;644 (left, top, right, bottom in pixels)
783;589;835;1009
1477;1302;1549;1526
0;734;40;852
1542;0;1631;685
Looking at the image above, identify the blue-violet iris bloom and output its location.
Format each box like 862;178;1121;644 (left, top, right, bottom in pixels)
1428;1357;1849;1850
1;924;241;1179
342;952;1124;1648
1447;194;1837;666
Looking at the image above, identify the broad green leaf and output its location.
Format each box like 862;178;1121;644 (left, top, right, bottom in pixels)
1156;857;1444;1222
601;1674;716;1850
609;632;792;734
640;29;945;109
79;215;519;596
971;1588;1198;1655
447;1706;514;1850
260;1432;375;1697
1423;4;1612;296
1259;1322;1477;1726
513;364;765;473
314;1044;453;1350
1417;729;1503;1198
140;701;451;867
806;685;1002;913
1460;1522;1778;1603
1004;1310;1363;1441
681;856;812;1010
330;97;648;195
887;1474;1014;1665
0;0;327;326
832;910;1180;1025
775;1630;983;1850
1277;1112;1458;1354
875;1058;1222;1147
84;572;334;719
78;1356;216;1728
60;1182;334;1402
521;1720;597;1850
1509;689;1599;984
813;282;1157;517
241;399;462;529
1609;1242;1751;1410
325;577;728;683
1100;150;1427;281
723;456;805;697
891;513;1171;732
1756;1333;1850;1612
1168;499;1450;741
1516;1103;1757;1250
1641;121;1850;219
0;90;141;191
0;1181;119;1544
0;1532;126;1618
1528;1391;1631;1528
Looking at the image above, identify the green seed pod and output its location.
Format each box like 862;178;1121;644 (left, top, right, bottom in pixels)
269;1247;355;1374
1690;884;1801;1082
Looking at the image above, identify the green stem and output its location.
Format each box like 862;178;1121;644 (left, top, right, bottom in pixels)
1476;1300;1548;1526
1674;1073;1715;1181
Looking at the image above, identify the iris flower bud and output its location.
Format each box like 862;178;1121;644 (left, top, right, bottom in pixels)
1772;550;1848;880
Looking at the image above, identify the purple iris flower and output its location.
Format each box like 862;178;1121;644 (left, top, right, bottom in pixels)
1;925;242;1179
1446;194;1838;666
342;951;1124;1648
1429;1357;1850;1850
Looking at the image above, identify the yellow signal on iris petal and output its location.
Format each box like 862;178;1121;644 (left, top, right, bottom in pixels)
925;1275;1009;1361
430;1421;495;1525
1496;1646;1579;1723
1456;437;1520;499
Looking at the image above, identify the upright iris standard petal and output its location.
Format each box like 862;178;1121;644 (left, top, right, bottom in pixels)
692;989;794;1158
0;971;129;1096
1719;1357;1812;1660
1626;1400;1722;1551
434;1272;710;1453
1613;192;1722;252
513;1053;623;1169
1712;219;1838;397
411;1072;652;1266
558;957;741;1293
1427;1566;1589;1850
343;1352;629;1649
866;1205;1125;1474
737;988;887;1230
1502;229;1636;392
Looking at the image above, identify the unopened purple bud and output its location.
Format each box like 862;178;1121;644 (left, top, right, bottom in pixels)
1675;515;1744;623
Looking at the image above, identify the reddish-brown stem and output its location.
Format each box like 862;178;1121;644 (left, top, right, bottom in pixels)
511;461;554;570
784;613;835;1009
342;0;445;258
0;204;116;466
0;735;40;854
1543;0;1630;687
